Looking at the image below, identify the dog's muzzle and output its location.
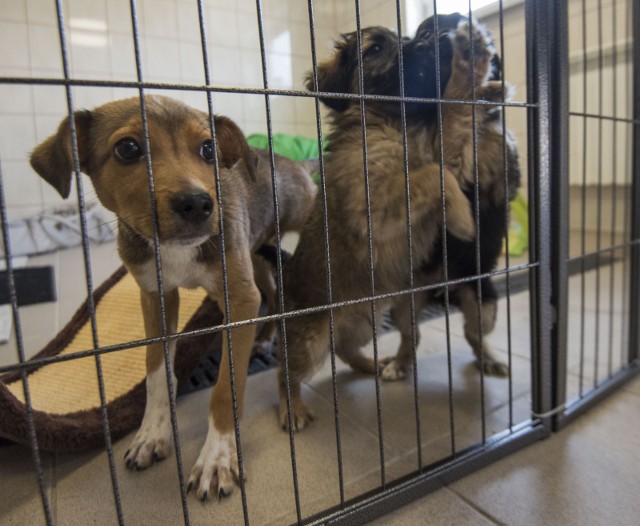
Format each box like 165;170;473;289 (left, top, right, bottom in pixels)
171;192;214;224
401;32;454;117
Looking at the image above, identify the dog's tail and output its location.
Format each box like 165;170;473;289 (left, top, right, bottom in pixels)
256;244;293;268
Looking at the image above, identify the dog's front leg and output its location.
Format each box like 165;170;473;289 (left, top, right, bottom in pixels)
125;288;180;470
188;251;261;501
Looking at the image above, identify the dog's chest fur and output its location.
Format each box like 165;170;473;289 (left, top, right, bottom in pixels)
118;225;219;294
133;244;217;293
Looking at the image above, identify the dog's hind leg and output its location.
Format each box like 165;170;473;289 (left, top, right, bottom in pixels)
457;281;508;377
383;293;426;381
278;312;329;431
125;288;180;470
333;305;387;375
252;253;278;354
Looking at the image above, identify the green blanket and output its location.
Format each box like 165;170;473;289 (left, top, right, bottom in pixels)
247;133;321;162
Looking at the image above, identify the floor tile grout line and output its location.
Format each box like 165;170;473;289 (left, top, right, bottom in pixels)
303;353;534;418
301;376;491;461
301;376;535;478
302;379;407;459
619;384;640;397
444;486;509;526
260;455;419;526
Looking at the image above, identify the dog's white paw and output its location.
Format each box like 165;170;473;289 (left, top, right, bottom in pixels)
381;359;408;382
187;418;241;501
125;367;175;470
124;416;172;470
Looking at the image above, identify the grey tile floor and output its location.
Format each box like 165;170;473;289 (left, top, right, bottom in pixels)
1;240;638;525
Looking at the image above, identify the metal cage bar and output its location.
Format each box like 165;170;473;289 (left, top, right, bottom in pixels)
497;0;517;432
0;161;53;525
393;0;423;473
52;1;125;522
0;0;638;524
431;0;458;460
305;0;345;508
547;0;570;427
467;0;488;445
628;0;640;364
524;0;557;429
353;0;387;488
127;0;191;522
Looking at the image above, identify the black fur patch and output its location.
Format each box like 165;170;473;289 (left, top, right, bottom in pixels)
255;244;292;267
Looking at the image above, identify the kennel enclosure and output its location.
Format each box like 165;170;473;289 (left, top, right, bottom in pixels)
0;0;638;524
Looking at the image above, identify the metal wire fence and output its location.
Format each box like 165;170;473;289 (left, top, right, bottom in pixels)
0;0;637;524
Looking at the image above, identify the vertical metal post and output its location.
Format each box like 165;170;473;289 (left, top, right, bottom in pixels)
629;0;640;365
0;163;53;525
525;0;563;429
549;0;570;427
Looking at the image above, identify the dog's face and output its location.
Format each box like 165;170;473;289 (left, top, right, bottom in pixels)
406;13;470;109
30;96;257;246
306;25;453;119
308;14;501;120
401;27;455;118
306;26;403;113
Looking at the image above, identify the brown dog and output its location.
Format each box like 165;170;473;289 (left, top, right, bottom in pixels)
30;95;316;499
304;17;517;383
277;22;501;431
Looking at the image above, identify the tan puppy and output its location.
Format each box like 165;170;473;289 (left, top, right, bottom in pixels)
30;95;316;500
278;22;500;431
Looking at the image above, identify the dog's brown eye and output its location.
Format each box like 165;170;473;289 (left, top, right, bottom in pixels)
114;138;142;163
200;140;215;162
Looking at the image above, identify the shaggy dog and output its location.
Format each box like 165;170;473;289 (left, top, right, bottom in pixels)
278;21;501;429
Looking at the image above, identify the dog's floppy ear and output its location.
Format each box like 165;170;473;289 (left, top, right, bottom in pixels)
30;110;93;199
214;115;258;182
305;34;354;112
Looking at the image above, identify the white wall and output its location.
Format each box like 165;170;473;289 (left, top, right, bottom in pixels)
335;0;402;34
0;0;633;222
482;0;633;189
0;0;338;220
566;0;633;187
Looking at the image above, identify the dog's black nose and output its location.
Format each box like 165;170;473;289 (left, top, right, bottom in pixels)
171;192;214;223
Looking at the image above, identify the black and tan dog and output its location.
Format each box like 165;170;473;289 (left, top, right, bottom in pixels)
383;14;521;380
30;95;316;499
278;22;500;430
305;15;521;382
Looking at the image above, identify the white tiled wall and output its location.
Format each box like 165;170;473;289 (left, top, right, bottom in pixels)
8;0;615;222
0;0;339;219
480;1;633;207
0;0;533;221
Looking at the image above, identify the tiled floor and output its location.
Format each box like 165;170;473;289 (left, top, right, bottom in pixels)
1;240;638;525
